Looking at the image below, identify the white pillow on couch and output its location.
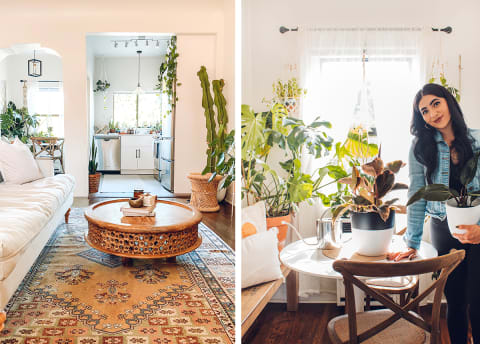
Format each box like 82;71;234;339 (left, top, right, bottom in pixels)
242;227;283;289
0;138;43;184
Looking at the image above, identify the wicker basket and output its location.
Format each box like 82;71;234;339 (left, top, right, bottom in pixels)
188;172;223;212
89;172;101;193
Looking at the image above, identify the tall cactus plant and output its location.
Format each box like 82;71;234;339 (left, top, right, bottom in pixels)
197;66;228;174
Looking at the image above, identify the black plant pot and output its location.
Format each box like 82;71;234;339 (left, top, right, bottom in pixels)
351;211;395;256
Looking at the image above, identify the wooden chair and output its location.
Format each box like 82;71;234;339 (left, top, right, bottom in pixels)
31;137;64;173
328;249;465;344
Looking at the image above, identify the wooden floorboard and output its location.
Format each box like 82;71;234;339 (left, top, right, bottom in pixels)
88;196;235;250
243;303;454;344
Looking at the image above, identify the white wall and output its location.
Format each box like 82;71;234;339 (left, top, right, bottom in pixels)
243;0;480;129
93;56;163;130
0;0;234;197
4;53;62;108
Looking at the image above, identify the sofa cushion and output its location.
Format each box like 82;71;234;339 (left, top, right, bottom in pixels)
0;174;75;261
0;139;43;184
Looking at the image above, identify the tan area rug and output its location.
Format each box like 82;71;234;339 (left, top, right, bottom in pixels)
0;208;235;343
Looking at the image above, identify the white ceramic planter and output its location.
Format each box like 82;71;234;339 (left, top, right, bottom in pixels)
351;211;395;256
217;176;227;202
445;198;480;235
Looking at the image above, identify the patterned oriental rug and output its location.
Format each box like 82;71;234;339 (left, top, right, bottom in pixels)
0;208;235;344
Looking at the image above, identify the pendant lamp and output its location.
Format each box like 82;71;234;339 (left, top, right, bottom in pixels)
134;50;144;94
28;50;42;77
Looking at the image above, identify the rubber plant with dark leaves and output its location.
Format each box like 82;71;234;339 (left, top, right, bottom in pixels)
407;151;480;208
331;153;409;226
241;103;334;217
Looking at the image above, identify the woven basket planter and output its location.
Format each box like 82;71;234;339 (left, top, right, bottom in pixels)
188;173;223;212
89;173;101;193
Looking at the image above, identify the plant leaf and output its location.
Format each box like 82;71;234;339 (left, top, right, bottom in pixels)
385;160;406;174
460;151;480;186
362;157;384;177
374;170;395;199
391;183;409;191
406;184;452;206
331;203;351;227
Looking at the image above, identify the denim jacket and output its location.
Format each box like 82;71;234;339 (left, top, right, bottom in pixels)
405;128;480;249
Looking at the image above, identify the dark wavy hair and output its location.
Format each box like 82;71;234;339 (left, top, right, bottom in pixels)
411;83;473;184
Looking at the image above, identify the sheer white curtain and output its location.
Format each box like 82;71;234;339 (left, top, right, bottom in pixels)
294;27;430;298
27;81;64;137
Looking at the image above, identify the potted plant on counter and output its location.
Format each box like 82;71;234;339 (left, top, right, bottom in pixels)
241;103;334;249
88;137;101;194
407;151;480;235
331;153;408;256
188;66;234;212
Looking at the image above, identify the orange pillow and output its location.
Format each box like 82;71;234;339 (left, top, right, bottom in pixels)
242;222;257;238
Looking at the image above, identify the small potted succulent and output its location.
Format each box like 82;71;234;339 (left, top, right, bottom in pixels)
407;151;480;235
332;153;408;256
268;78;307;115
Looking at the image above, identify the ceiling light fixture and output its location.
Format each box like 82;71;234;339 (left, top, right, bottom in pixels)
28;50;42;77
134;50;144;95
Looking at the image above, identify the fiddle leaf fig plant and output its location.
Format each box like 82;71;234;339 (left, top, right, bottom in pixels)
407;151;480;208
331;153;408;225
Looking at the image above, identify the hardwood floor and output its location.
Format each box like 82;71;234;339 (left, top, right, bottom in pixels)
243;303;455;344
86;196;235;250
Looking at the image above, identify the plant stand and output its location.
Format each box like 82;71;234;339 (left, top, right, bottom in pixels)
188;173;223;212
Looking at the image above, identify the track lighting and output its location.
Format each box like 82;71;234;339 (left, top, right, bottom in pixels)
110;37;170;49
156;40;160;47
114;41;118;48
125;41;128;48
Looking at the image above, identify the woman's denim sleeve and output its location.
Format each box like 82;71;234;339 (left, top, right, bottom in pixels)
405;143;427;250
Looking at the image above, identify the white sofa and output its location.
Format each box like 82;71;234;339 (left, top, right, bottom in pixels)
0;159;75;309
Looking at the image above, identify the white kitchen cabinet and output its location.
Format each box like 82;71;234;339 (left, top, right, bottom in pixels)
120;135;154;174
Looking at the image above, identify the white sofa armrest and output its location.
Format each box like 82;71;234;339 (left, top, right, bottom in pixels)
36;158;54;178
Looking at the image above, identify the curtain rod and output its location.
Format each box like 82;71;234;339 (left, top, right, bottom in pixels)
20;80;62;83
279;26;452;34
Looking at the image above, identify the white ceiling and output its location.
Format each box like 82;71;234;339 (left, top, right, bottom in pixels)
86;33;173;57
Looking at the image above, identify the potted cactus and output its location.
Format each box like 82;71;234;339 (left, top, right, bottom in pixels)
188;66;234;212
88;137;101;193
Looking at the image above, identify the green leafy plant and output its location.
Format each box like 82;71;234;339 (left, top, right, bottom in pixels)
156;36;181;114
93;80;110;93
88;137;98;175
273;78;306;99
319;126;379;208
331;153;408;225
0;101;38;142
241;103;334;217
197;65;234;189
407;152;480;208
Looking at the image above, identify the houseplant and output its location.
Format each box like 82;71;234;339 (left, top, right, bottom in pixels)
407;151;480;235
0;101;38;142
156;36;181;115
188;66;234;212
264;78;307;114
241;103;334;248
93;79;110;93
88;137;101;193
331;153;408;256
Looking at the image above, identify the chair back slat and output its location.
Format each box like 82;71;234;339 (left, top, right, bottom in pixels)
333;249;465;344
333;250;464;278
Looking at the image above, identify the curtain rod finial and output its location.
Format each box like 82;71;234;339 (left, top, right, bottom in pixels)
279;26;299;34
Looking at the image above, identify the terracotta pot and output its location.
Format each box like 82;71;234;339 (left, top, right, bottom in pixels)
266;213;292;251
89;172;101;193
187;173;223;212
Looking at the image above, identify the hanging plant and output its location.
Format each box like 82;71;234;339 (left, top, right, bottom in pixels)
428;60;460;102
93;80;110;93
156;36;181;114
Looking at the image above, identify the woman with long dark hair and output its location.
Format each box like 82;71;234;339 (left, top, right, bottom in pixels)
389;83;480;343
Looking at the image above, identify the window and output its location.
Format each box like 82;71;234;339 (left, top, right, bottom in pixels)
29;83;64;137
113;92;161;128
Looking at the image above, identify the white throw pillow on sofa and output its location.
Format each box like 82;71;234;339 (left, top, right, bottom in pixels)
242;201;268;233
242;227;283;289
0;139;43;184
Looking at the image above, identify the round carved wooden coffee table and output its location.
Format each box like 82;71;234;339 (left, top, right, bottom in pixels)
84;199;202;263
